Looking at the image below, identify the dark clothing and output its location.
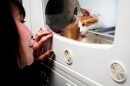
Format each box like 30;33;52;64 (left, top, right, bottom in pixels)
17;61;48;86
1;60;48;86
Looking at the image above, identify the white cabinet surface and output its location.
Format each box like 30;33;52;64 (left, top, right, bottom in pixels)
22;0;130;86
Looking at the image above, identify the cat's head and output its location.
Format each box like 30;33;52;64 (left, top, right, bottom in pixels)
75;15;98;35
75;8;106;35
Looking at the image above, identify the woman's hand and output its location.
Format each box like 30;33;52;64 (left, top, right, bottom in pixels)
33;28;54;61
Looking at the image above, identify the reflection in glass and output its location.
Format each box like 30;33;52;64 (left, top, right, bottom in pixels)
44;0;117;44
45;0;78;33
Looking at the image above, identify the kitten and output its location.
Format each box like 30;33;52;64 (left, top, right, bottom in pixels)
60;22;80;40
60;8;105;43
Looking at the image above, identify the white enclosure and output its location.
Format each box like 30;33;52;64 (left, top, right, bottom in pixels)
22;0;130;86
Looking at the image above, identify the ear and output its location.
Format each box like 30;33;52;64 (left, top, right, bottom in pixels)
80;8;90;16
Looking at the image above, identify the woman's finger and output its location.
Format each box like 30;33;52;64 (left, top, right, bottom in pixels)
33;33;53;51
37;33;52;47
35;31;52;42
36;50;54;61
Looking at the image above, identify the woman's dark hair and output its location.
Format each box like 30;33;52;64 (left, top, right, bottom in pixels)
0;0;25;76
10;0;25;18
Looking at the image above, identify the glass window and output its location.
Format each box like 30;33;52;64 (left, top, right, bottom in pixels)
43;0;117;44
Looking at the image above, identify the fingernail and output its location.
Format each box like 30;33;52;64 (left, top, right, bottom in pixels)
50;51;54;55
49;51;55;59
40;28;43;30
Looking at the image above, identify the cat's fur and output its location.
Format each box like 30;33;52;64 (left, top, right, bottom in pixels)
60;8;105;43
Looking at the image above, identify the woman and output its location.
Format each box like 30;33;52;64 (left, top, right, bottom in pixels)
0;0;54;86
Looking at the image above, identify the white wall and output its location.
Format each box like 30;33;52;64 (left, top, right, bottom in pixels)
22;0;44;35
79;0;117;28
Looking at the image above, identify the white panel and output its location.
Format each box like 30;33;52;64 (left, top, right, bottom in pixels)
43;63;89;86
24;0;130;86
29;0;44;35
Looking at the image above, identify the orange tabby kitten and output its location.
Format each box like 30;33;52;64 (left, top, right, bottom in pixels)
60;8;105;43
60;22;80;40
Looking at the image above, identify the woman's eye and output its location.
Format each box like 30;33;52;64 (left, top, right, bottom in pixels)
21;20;26;23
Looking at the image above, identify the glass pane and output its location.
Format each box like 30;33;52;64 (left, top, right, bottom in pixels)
43;0;117;44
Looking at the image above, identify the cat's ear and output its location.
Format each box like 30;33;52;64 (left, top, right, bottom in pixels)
80;8;90;16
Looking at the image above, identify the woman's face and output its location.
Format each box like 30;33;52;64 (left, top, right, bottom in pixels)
12;4;34;67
